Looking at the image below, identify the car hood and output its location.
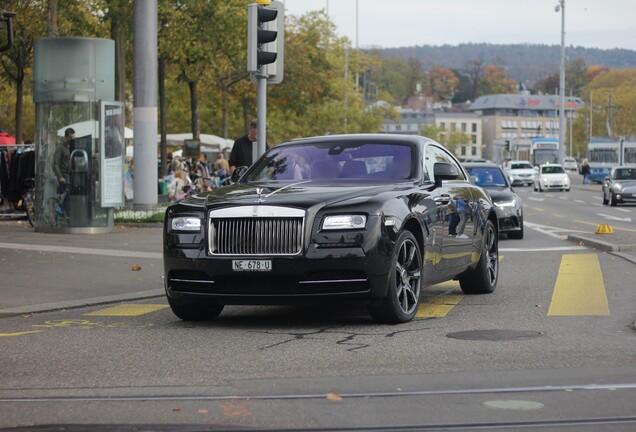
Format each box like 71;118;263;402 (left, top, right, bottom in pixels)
508;168;534;176
180;181;413;209
482;187;517;203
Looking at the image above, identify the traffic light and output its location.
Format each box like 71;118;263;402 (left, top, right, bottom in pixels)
247;1;284;79
0;10;16;52
505;140;510;151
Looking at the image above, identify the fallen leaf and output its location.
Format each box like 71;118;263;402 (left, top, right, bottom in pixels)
131;264;142;271
20;314;33;318
326;392;342;401
197;409;208;414
172;408;181;412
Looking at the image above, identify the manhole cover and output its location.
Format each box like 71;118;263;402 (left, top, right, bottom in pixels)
446;329;543;341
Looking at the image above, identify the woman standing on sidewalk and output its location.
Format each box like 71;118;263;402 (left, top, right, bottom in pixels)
581;159;590;184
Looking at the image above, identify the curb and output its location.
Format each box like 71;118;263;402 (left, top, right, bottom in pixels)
0;289;165;318
567;234;636;253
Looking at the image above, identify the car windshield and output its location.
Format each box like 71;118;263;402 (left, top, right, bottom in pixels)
510;162;533;170
615;168;636;180
466;167;508;187
542;165;565;174
245;142;413;182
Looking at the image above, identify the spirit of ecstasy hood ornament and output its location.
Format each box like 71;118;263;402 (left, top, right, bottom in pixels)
254;181;311;204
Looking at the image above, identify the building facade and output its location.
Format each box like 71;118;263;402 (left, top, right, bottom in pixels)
380;106;483;160
469;92;584;163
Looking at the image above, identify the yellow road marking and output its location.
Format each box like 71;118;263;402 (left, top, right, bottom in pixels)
84;304;168;317
547;254;609;316
418;280;463;318
0;330;43;337
418;294;464;318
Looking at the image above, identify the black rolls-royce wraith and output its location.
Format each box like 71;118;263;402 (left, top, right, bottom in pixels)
164;134;500;324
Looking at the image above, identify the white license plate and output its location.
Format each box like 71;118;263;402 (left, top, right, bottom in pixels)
232;260;272;272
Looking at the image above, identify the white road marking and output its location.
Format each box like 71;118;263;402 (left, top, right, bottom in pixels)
523;221;587;240
500;246;587;252
574;200;586;204
527;197;545;202
597;213;632;222
614;207;632;213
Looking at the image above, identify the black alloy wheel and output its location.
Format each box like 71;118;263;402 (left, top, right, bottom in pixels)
369;231;422;324
459;219;498;294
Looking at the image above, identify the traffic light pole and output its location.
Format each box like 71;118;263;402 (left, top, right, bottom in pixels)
257;71;267;158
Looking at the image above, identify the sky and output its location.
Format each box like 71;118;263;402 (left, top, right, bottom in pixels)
281;0;636;51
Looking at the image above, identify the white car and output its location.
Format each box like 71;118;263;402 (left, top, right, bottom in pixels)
505;160;534;186
534;163;570;192
563;157;578;172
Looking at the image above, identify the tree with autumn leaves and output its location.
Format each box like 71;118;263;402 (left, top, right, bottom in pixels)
1;1;634;155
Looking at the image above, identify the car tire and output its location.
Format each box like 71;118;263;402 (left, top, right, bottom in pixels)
368;231;422;324
609;193;617;207
168;297;224;321
459;219;498;294
602;192;608;205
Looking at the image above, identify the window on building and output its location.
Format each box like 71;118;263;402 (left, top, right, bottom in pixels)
450;123;456;132
471;135;477;144
461;146;466;156
472;123;477;133
471;146;477;156
439;122;446;130
461;123;467;132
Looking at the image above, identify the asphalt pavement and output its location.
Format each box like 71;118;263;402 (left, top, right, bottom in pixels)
0;178;635;318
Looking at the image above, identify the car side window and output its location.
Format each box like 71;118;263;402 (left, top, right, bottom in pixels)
424;144;466;181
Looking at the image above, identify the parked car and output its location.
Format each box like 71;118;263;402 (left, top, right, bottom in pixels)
534;163;570;192
163;134;500;324
504;160;534;186
464;163;524;239
602;166;636;206
563;157;578;172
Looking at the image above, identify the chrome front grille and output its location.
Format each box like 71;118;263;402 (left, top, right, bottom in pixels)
208;206;305;256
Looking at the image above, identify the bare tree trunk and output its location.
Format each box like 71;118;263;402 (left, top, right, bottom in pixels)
159;56;168;175
221;83;228;139
47;0;59;36
112;20;126;103
15;76;23;143
189;80;200;140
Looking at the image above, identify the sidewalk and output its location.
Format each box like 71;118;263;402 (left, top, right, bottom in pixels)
0;220;165;317
0;206;635;317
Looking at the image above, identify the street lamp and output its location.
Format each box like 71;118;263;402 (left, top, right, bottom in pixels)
555;0;566;165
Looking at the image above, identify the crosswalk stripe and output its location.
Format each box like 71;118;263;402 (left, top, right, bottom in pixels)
547;254;609;316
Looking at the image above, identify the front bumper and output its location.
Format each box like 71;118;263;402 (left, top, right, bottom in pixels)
494;207;522;234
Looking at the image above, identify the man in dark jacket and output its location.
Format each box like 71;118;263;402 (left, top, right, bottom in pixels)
229;120;257;174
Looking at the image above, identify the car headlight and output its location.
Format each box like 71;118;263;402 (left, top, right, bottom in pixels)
171;216;202;231
612;182;623;192
322;215;367;230
494;199;516;208
542;177;548;183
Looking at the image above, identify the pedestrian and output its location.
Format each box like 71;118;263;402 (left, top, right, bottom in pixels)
581;159;590;184
229;120;257;174
167;169;188;202
50;127;74;219
214;153;230;181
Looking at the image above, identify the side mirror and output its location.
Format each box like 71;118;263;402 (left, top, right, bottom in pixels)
231;166;248;183
433;162;459;188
